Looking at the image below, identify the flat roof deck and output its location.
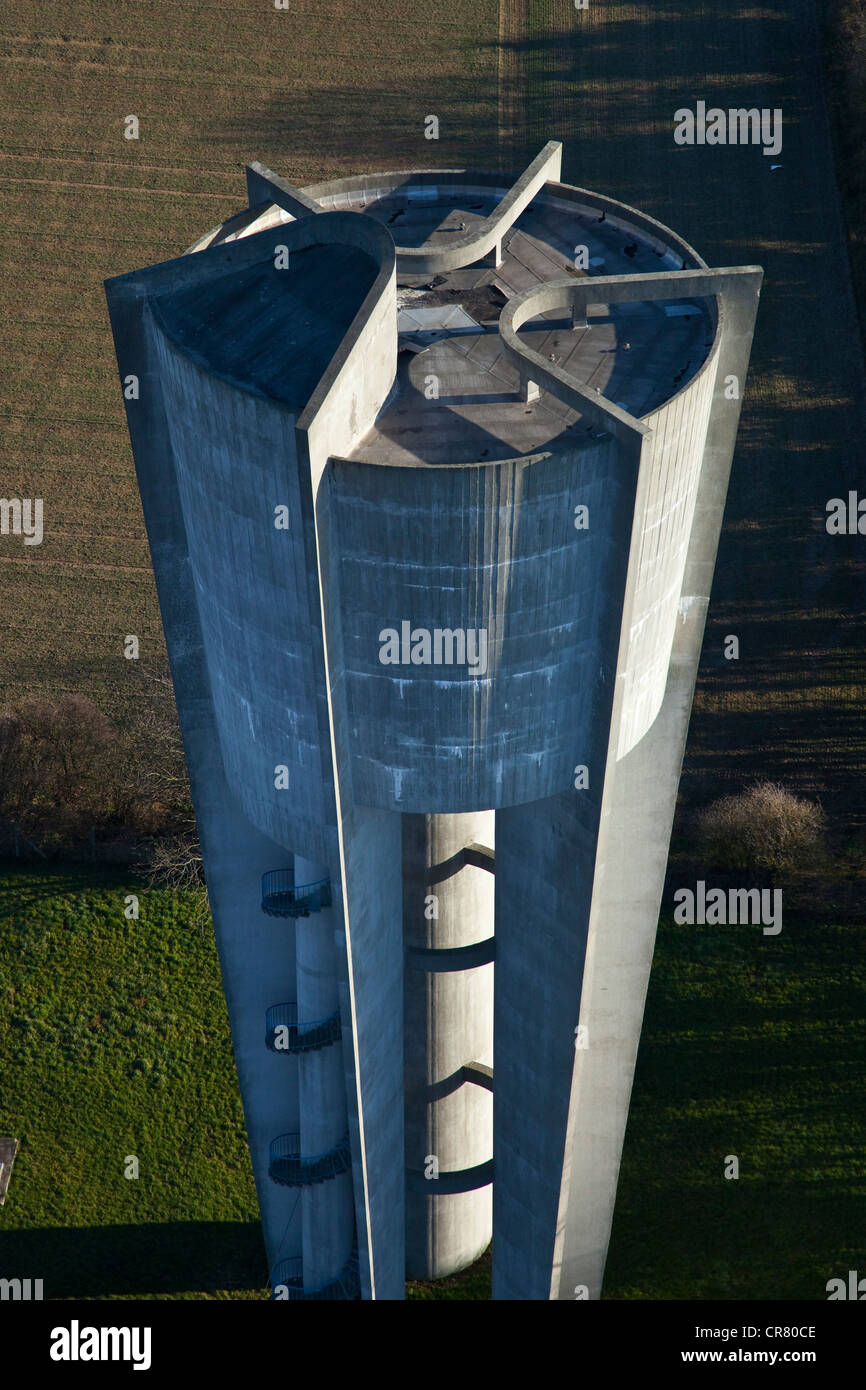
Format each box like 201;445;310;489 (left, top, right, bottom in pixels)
335;193;713;467
182;175;715;459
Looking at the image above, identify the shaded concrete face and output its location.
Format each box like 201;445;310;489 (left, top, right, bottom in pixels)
327;441;636;812
329;803;404;1300
102;278;307;1286
403;812;494;1279
106;152;760;1301
196;817;303;1279
295;856;355;1290
154;244;380;411
152;325;329;855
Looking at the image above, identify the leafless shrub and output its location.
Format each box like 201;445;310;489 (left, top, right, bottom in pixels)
146;831;210;929
694;781;828;882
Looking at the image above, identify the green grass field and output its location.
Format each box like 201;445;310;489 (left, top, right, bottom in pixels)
0;862;267;1299
1;864;862;1299
605;910;866;1299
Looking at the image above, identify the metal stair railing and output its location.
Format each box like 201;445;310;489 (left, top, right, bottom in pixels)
268;1131;351;1187
265;1002;342;1054
261;870;332;918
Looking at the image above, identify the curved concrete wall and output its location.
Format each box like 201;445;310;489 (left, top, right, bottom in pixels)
151;325;330;858
326;318;717;812
550;270;762;1301
391;142;562;275
327;439;636;813
497;268;728;761
304;167;708;276
116;214;403;1297
616;339;717;756
146;211;397;866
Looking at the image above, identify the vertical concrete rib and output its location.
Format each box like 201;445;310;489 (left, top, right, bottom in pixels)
102;270;306;1287
330;806;405;1299
403;812;494;1278
294;855;355;1289
550;272;763;1300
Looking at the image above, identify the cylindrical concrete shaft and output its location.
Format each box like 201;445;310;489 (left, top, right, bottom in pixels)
295;856;354;1289
403;812;494;1280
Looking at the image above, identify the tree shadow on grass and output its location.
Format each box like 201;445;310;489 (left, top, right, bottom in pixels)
0;1221;268;1299
207;80;500;179
605;1176;865;1299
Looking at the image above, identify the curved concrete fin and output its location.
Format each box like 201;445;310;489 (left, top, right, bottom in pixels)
491;260;762;1301
105;209;401;1302
394;141;563;275
246;160;324;219
499;265;760;443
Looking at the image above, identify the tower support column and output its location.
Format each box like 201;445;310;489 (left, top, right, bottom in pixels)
402;812;494;1280
295;856;354;1289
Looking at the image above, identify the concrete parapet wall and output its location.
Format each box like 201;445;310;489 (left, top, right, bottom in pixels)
390;142;562;275
302;166;706;279
260;150;570;276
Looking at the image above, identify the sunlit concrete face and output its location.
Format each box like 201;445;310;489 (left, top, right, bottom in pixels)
105;143;761;1300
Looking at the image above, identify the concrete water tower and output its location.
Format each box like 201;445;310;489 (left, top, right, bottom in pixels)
105;142;760;1299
